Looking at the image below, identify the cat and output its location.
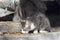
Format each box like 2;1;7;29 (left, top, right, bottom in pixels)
21;12;52;33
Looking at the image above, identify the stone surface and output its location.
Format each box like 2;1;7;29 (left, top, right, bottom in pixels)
0;8;14;17
0;0;15;9
0;32;60;40
0;21;22;34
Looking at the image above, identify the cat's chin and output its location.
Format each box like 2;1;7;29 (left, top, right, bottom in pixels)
21;29;28;34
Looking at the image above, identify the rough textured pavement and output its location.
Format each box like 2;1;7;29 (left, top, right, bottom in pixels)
0;32;59;40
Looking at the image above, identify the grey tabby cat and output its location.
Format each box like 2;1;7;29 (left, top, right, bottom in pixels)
11;0;52;33
21;12;52;33
19;0;52;33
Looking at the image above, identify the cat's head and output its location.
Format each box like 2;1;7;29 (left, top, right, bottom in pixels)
21;19;35;32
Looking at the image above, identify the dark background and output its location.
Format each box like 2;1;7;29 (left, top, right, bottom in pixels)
45;1;60;27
